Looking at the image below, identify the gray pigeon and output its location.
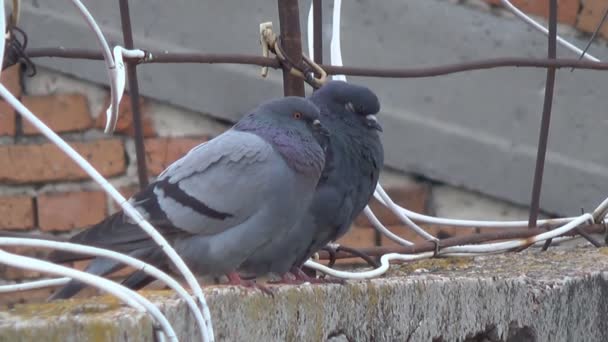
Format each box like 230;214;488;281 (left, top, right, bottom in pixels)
237;80;384;280
48;96;329;299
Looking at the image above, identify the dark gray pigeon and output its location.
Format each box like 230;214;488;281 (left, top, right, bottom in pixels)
237;80;384;281
48;96;329;299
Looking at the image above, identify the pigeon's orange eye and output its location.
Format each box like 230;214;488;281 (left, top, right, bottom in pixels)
293;112;302;120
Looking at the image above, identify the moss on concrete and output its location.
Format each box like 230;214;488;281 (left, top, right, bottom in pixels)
2;245;608;341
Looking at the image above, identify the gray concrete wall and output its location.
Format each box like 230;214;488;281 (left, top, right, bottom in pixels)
14;0;608;216
2;246;608;341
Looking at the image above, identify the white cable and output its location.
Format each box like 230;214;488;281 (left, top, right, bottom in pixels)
307;214;592;279
363;206;414;246
305;251;434;279
593;197;608;220
0;237;208;342
0;249;177;341
501;0;600;62
0;0;6;71
307;2;314;59
330;0;346;81
0;278;70;293
0;85;213;342
443;214;593;254
111;46;146;131
375;186;438;241
375;184;576;228
68;0;121;133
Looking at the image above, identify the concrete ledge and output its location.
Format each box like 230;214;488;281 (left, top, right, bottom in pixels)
2;246;608;341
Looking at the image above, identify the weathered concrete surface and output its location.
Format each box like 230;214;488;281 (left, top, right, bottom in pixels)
2;246;608;341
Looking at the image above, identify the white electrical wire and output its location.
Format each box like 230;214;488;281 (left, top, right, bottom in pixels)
0;277;69;292
305;251;434;279
593;197;608;221
374;186;438;241
307;2;315;59
0;237;208;342
501;0;600;62
68;0;120;133
111;45;145;127
442;213;593;254
374;185;576;228
363;207;414;246
306;214;592;279
330;0;346;82
0;0;5;67
0;248;177;341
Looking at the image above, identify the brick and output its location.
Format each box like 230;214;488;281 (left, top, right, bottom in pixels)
354;183;431;227
333;226;377;265
0;100;16;136
485;0;580;25
0;246;48;281
3;266;41;280
577;0;608;38
37;191;107;232
21;94;92;134
145;137;208;176
73;259;136;279
0;196;34;230
96;94;156;137
336;226;377;248
0;139;126;184
1;64;21;98
0;287;55;307
3;245;48;257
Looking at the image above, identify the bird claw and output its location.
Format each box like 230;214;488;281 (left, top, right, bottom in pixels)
226;272;274;296
267;272;302;285
268;267;345;285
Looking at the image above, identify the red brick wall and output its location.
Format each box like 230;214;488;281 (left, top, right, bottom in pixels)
484;0;608;39
0;65;208;236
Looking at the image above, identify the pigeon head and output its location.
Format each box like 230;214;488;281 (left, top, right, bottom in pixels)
234;96;328;176
236;96;329;145
312;80;382;132
263;96;328;135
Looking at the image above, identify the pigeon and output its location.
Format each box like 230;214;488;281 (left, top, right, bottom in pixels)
237;80;384;281
48;96;329;299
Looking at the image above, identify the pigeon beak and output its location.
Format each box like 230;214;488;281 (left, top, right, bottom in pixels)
365;114;383;132
313;119;330;136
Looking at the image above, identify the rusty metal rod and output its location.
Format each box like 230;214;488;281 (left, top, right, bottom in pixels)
118;0;148;188
315;224;606;260
313;0;323;64
24;49;608;76
277;0;305;96
530;0;557;235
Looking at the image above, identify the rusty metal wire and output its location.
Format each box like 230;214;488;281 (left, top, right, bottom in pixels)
313;223;606;261
21;48;608;75
535;0;558;251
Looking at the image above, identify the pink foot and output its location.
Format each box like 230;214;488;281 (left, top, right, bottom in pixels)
226;272;274;296
267;272;301;285
292;267;345;284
